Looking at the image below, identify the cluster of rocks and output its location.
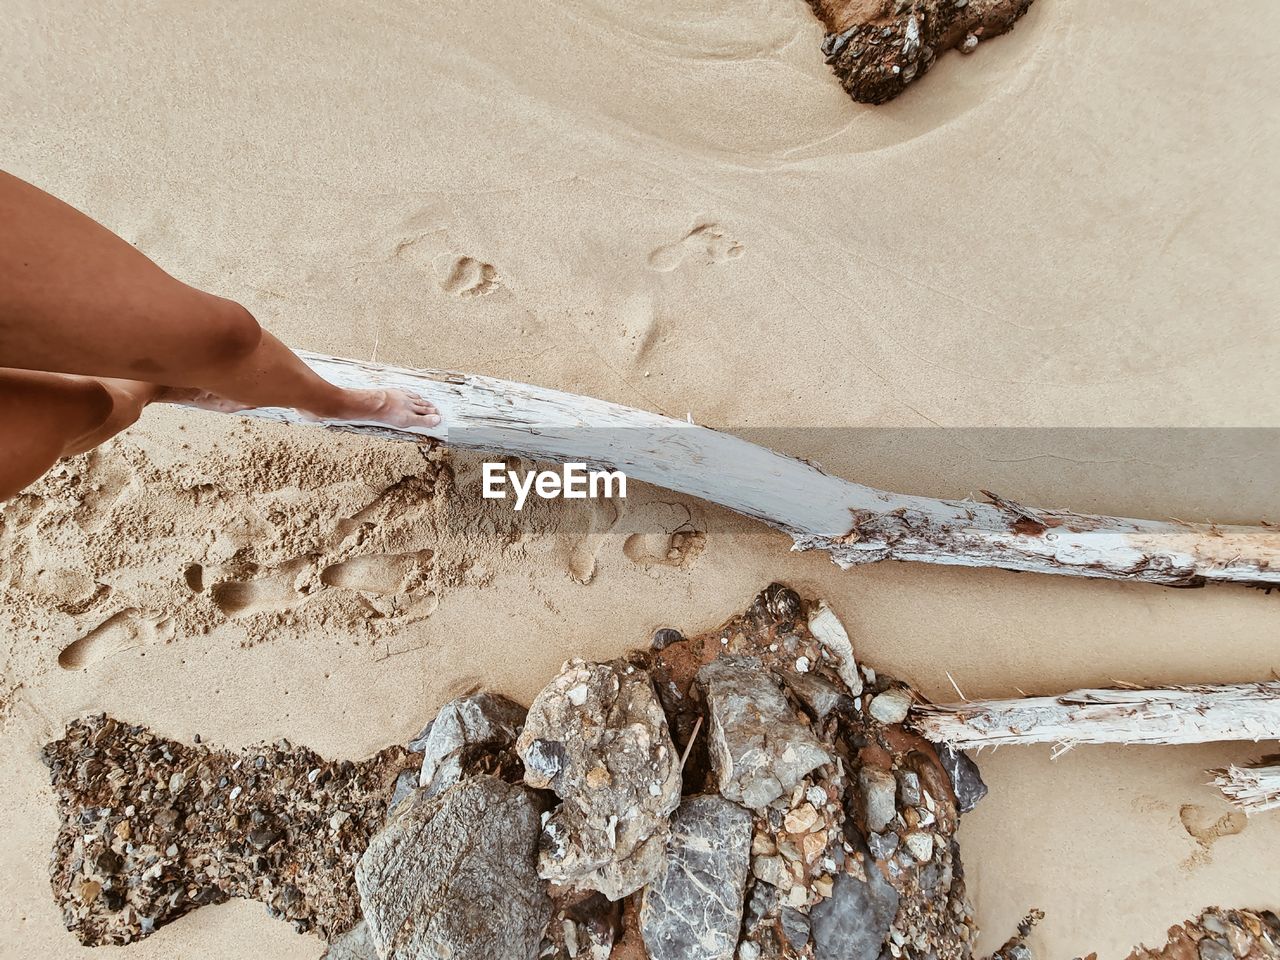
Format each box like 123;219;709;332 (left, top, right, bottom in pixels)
806;0;1036;104
321;583;1009;960
46;583;1018;959
1095;908;1280;960
42;717;415;944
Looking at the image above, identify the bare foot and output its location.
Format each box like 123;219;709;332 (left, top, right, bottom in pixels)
319;387;442;430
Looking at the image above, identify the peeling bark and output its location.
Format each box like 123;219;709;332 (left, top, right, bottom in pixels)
1213;758;1280;814
805;0;1036;104
215;351;1280;588
911;682;1280;752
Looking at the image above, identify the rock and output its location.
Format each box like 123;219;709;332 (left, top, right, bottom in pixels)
517;658;681;900
858;767;898;833
652;628;684;651
355;776;551;960
1198;940;1233;960
806;604;862;696
639;795;752;960
387;769;418;815
781;907;811;949
415;692;527;798
322;921;377;960
903;831;934;863
896;771;921;808
937;745;988;814
697;656;833;810
809;867;900;960
783;671;848;720
868;688;912;725
867;831;899;861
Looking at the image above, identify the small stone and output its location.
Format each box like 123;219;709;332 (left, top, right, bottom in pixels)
781;907;811;949
961;33;978;53
903;831;934;863
739;943;761;960
868;688;912;725
784;803;820;834
858;768;898;833
806;604;862;696
938;745;988;814
1198;940;1233;960
651;628;684;651
897;771;921;807
868;831;899;861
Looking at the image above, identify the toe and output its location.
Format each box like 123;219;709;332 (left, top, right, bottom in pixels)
422;414;442;427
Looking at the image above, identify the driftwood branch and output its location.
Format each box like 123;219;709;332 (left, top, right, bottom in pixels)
910;682;1280;753
219;351;1280;588
1213;759;1280;814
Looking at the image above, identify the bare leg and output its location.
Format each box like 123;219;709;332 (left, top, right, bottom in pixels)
0;171;439;428
0;370;156;500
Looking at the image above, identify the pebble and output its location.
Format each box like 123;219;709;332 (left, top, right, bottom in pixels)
859;768;898;833
1197;940;1233;960
903;832;934;863
869;689;912;725
961;34;979;54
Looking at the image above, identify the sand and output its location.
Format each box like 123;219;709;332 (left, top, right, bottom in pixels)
2;0;1278;957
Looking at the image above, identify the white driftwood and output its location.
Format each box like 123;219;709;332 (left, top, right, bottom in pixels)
224;351;1280;587
1213;759;1280;814
911;682;1280;753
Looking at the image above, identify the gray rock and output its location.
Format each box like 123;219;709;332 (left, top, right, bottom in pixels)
867;831;899;861
415;692;527;798
896;771;921;807
937;745;988;814
806;604;862;696
639;795;752;960
355;776;551;960
322;921;377;960
697;656;833;810
783;671;848;720
387;769;418;815
810;866;899;960
858;767;898;833
517;658;681;900
781;907;811;949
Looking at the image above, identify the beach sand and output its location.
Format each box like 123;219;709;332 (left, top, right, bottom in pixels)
2;1;1278;956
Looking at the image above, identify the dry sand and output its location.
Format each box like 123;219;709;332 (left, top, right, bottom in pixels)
2;0;1278;957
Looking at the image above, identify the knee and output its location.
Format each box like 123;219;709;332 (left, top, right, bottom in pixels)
197;297;262;365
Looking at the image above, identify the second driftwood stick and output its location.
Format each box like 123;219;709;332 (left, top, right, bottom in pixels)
1213;760;1280;814
221;351;1280;588
911;681;1280;752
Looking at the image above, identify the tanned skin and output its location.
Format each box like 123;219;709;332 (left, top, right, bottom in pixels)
0;171;441;500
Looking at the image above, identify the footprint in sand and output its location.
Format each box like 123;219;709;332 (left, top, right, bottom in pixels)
439;256;500;298
1179;803;1247;867
568;498;624;585
320;550;434;595
647;223;744;272
59;609;175;670
621;501;708;570
210;556;317;618
623;529;707;569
